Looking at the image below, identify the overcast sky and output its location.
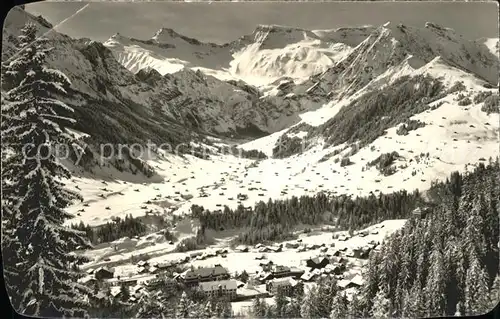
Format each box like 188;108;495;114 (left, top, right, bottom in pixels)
24;1;498;44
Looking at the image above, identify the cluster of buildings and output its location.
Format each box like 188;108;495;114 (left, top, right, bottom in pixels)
81;226;386;305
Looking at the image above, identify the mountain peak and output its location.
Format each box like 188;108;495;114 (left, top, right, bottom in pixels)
153;27;181;39
151;27;203;46
252;24;305;34
424;22;456;33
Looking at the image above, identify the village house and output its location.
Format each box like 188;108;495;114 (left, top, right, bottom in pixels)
306;256;330;269
412;206;430;219
94;267;114;280
266;277;298;296
235;245;249;252
260;260;274;272
285;242;299;249
338;274;365;290
199;280;237;301
272;265;304;279
190;251;204;259
183;265;230;286
338;235;349;241
269;245;282;253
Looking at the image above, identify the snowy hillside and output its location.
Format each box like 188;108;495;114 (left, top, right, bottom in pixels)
293;21;498;102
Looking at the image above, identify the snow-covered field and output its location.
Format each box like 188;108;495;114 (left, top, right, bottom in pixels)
66;71;498;227
59;20;499;293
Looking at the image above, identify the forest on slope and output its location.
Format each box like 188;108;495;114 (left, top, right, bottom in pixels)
245;159;499;318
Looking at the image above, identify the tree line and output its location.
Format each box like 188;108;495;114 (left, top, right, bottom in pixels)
191;187;424;245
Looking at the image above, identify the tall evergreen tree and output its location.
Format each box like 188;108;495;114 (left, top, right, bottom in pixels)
330;291;348;319
1;23;91;317
175;292;190;318
301;285;320;318
371;287;391;318
464;253;491;315
274;285;288;317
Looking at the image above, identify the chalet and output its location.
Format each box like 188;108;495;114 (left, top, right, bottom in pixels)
183;265;230;286
260;260;274;272
190;251;204;258
329;249;341;257
331;256;348;265
338;275;365;290
300;272;316;282
216;248;229;255
157;262;172;270
269;246;282;253
306;257;330;269
351;248;370;259
86;269;95;275
370;230;379;235
118;278;139;286
137;260;149;267
285;242;300;249
338;235;348;241
255;254;266;260
346;250;355;258
412;207;430;219
258;272;274;283
80;276;98;285
319;247;328;253
324;263;343;275
94;267;114;280
348;275;365;288
149;266;159;274
306;243;321;250
271;265;293;278
199;280;237;301
258;247;270;253
235;245;249;252
138;266;148;274
266;277;297;296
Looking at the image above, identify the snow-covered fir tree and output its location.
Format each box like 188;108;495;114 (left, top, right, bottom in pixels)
329;291;348;319
300;285;320;318
175;291;191;318
370;286;391;318
464;253;491;315
1;22;92;317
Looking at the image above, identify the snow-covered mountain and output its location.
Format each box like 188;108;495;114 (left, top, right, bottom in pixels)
291;22;498;102
2;7;327;142
2;6;498;192
104;24;370;86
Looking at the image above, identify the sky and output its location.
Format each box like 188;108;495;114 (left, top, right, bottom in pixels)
23;1;499;44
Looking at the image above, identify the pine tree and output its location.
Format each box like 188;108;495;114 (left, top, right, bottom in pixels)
176;292;190;318
201;300;212;319
347;293;362;319
489;275;500;311
119;282;130;302
221;299;233;318
300;285;319;318
274;286;288;317
424;245;447;316
464;253;491;315
371;287;391;318
330;291;348;319
1;23;91;317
